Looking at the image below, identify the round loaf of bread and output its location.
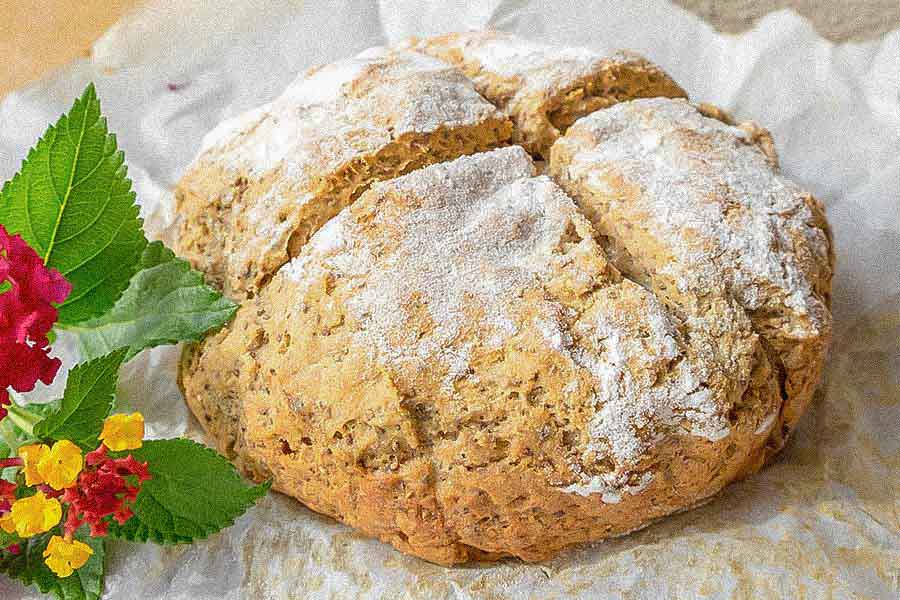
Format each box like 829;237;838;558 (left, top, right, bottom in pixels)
178;36;833;564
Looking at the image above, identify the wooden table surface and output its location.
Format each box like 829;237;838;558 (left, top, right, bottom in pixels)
2;0;898;97
0;0;143;96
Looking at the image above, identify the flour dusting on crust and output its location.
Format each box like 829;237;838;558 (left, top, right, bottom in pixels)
175;46;510;299
557;98;831;337
282;147;739;499
284;146;545;369
533;281;733;499
406;31;653;112
404;31;687;155
198;47;499;175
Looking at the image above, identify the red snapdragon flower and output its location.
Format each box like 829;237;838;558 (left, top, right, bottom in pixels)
62;445;151;537
0;224;71;419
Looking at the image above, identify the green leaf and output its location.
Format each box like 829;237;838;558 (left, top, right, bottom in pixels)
0;525;104;600
30;401;63;419
0;529;19;548
0;83;147;324
0;415;30;456
136;239;174;269
0;420;17;482
106;439;269;544
33;350;126;451
0;402;59;480
66;241;238;362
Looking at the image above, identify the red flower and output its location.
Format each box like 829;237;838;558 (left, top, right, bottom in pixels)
0;481;18;556
0;480;16;514
62;445;151;537
0;225;72;419
0;225;71;419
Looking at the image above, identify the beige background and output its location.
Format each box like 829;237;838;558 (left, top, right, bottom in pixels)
0;0;142;96
677;0;900;40
1;0;898;97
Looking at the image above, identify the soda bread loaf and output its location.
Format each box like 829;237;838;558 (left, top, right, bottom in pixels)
404;30;687;156
172;47;512;300
177;34;833;564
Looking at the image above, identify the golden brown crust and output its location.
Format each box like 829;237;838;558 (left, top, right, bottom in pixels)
549;97;833;457
406;31;687;156
183;148;780;564
177;37;832;565
172;47;511;300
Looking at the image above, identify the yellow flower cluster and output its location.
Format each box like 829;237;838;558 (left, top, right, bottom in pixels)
99;412;145;451
0;412;145;578
19;440;83;490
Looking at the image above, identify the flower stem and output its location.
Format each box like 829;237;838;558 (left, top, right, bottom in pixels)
0;420;21;483
0;420;17;452
4;396;42;437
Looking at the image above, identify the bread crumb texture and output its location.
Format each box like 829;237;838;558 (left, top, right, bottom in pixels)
178;34;833;564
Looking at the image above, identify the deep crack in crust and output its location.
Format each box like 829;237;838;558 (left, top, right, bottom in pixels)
404;30;687;157
172;47;512;300
549;98;834;455
177;36;833;565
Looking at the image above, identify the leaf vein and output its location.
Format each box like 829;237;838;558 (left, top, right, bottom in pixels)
61;208;132;278
44;94;92;266
53;176;118;245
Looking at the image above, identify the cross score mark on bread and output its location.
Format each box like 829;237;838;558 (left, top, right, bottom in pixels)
174;47;512;300
175;32;833;564
405;31;688;156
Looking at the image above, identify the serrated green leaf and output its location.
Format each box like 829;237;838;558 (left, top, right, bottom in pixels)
0;525;104;600
106;439;269;544
0;83;147;324
33;350;126;451
66;241;238;362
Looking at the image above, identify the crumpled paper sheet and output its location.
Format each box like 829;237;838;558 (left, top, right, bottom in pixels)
1;1;898;598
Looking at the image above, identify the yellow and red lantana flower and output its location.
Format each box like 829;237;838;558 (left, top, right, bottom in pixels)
1;410;151;579
63;444;150;537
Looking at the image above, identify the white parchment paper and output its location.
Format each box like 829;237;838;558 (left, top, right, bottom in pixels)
1;1;898;598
